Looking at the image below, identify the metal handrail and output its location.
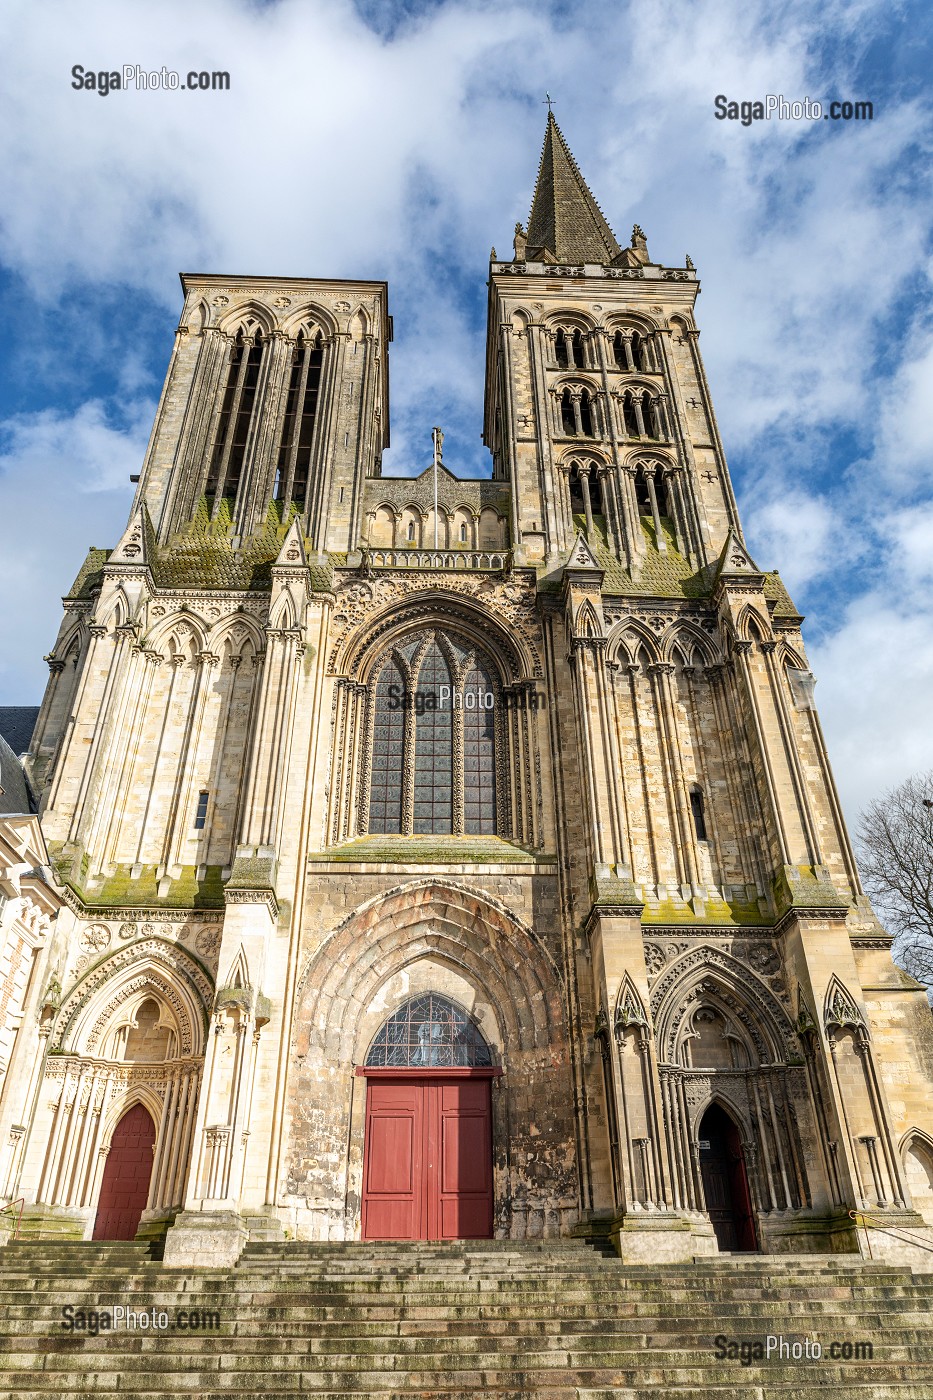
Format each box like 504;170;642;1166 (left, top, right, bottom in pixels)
849;1208;933;1258
0;1198;24;1242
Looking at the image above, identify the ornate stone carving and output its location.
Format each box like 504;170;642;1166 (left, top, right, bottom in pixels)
196;926;222;959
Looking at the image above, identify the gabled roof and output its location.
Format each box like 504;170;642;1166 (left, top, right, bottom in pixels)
0;733;34;815
526;113;623;265
0;706;39;758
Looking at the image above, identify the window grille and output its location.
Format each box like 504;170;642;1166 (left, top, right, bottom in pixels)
413;641;453;834
367;630;499;836
369;659;405;834
366;993;492;1068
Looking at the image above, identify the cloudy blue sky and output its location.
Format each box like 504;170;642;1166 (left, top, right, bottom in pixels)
0;0;931;824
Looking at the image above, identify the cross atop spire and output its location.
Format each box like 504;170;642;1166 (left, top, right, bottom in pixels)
525;112;623;266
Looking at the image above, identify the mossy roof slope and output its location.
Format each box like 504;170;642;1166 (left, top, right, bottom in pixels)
67;500;333;597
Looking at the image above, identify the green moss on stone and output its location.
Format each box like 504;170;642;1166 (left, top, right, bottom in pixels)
311;835;550;864
67;863;226;910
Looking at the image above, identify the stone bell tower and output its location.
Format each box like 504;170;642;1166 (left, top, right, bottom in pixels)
484;111;741;575
482;112;933;1262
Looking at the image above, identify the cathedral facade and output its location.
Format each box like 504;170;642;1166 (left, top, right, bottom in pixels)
4;115;933;1264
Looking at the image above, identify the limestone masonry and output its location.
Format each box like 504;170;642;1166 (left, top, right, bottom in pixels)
3;114;933;1268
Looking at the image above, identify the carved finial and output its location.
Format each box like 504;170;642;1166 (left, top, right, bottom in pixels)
490;246;497;261
632;224;646;246
513;221;527;261
685;253;695;269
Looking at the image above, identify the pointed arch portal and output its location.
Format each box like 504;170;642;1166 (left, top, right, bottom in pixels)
698;1103;757;1252
92;1103;156;1241
359;994;497;1241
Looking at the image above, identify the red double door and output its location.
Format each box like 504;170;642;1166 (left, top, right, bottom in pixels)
361;1071;494;1240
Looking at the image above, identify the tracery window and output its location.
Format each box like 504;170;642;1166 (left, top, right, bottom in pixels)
366;993;492;1068
621;389;665;441
369;659;406;834
366;629;502;836
413;641;453;834
560;388;597;438
555;327;586;369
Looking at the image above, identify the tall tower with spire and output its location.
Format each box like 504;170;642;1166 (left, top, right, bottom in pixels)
4;114;933;1270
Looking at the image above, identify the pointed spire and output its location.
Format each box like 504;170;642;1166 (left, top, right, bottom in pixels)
525;113;623;265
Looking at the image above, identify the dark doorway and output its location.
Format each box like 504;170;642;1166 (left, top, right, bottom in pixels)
698;1103;757;1251
93;1103;155;1240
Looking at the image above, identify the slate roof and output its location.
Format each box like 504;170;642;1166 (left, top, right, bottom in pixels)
0;733;34;815
0;707;39;757
526;113;623;265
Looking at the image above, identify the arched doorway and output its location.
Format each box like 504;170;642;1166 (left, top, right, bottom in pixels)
360;994;496;1241
92;1104;155;1240
904;1135;933;1226
698;1103;757;1252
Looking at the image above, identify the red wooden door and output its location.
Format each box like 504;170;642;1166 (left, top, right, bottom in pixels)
361;1074;493;1240
93;1104;155;1241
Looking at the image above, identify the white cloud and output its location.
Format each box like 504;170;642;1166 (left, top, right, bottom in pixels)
871;316;933;489
0;0;931;822
810;593;933;821
744;487;841;593
0;401;149;699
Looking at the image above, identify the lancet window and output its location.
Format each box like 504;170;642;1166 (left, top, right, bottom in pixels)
555;327;586;369
366;629;502;836
613;329;654;372
621;389;667;441
568;461;604;522
633;461;670;517
274;331;323;510
206;328;264;511
560;387;597;438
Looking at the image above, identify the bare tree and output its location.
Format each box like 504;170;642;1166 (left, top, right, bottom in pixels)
857;770;933;986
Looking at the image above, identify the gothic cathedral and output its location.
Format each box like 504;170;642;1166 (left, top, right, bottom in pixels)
4;115;933;1265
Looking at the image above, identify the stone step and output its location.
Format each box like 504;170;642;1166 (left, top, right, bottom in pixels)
2;1339;930;1366
3;1327;930;1351
5;1372;930;1394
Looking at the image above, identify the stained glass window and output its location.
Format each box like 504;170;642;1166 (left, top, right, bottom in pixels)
413;641;453;834
369;658;405;833
366;993;493;1067
463;660;497;834
366;630;502;837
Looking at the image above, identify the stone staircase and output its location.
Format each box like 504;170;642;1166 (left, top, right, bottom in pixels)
2;1238;933;1397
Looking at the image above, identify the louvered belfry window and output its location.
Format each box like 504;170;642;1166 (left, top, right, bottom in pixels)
275;331;323;510
206;328;264;510
366;629;499;836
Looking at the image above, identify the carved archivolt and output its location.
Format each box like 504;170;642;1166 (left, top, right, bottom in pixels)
328;577;543;679
294;878;564;1063
651;945;799;1066
52;939;213;1058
